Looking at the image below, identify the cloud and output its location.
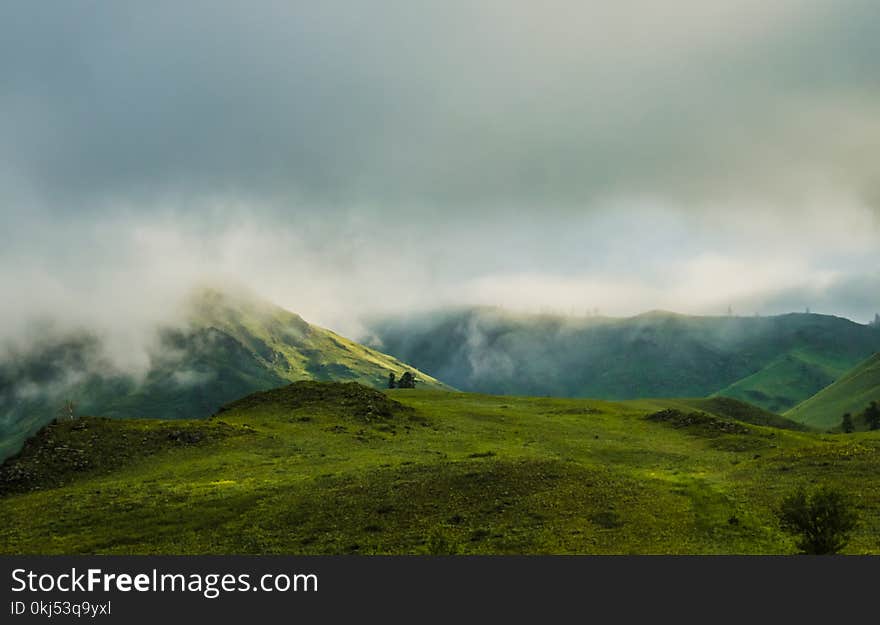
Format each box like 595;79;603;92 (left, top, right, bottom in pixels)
171;369;216;388
0;0;878;363
1;1;878;211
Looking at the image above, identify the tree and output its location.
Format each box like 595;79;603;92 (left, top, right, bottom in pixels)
863;401;880;431
397;371;416;389
841;413;854;434
777;487;858;554
388;372;397;389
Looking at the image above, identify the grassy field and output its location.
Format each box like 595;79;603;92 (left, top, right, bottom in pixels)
2;382;879;555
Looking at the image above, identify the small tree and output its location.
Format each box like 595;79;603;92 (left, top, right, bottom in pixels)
863;401;880;431
388;372;397;389
841;413;855;434
777;487;858;554
398;371;416;389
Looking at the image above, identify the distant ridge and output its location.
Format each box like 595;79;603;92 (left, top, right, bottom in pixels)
366;308;880;413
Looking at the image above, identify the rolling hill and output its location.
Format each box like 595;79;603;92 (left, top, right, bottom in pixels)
0;289;445;460
1;382;878;555
364;308;880;413
785;353;880;429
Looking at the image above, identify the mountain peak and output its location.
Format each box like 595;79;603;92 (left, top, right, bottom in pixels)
0;289;448;460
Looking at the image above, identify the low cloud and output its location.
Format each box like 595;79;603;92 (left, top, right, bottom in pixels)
0;0;878;373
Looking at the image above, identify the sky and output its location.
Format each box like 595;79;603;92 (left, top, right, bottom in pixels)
2;1;879;363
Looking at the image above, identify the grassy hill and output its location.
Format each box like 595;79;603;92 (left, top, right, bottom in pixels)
711;352;840;414
2;382;878;555
0;289;445;461
365;308;880;412
785;353;880;430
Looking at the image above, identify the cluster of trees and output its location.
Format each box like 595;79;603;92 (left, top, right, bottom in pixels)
840;400;880;432
388;371;416;389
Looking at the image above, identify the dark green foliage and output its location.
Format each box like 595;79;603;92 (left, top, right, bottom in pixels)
388;372;396;389
841;413;854;434
777;487;859;554
397;372;416;389
864;401;880;431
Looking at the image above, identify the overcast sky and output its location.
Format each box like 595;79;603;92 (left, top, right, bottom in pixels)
2;1;879;359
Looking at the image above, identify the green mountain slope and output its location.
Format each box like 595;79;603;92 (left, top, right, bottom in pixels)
712;353;839;414
365;309;880;412
0;289;445;460
785;353;880;429
2;383;879;555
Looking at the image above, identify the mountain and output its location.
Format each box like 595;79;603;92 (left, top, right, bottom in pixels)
2;382;877;554
785;353;880;429
364;308;880;413
0;288;446;460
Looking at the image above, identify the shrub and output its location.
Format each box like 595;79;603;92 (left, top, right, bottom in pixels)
863;401;880;431
777;487;858;554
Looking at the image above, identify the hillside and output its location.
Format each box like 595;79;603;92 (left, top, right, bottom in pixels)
0;289;445;460
364;308;880;412
785;353;880;429
2;383;879;555
711;353;839;414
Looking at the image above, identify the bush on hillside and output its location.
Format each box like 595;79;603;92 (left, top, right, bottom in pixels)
863;401;880;430
777;487;858;554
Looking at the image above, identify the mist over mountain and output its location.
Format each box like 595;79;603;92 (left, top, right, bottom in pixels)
2;1;880;352
0;289;444;459
365;308;880;413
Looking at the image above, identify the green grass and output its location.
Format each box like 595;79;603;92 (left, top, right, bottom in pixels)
2;383;879;555
712;352;838;413
786;353;880;429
